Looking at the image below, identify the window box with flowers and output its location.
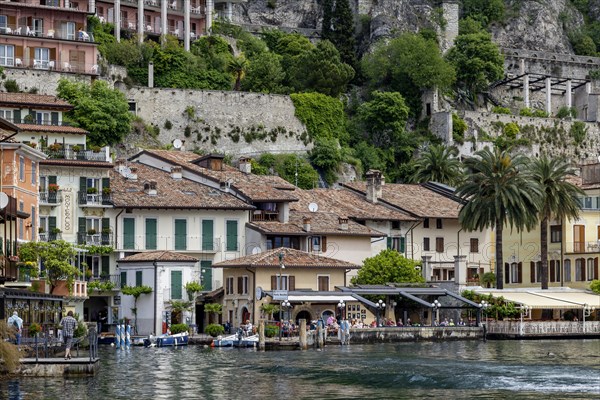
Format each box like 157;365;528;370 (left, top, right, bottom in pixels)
48;184;60;192
87;187;98;194
48;143;62;152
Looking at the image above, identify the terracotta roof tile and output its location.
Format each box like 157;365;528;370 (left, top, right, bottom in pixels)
110;162;254;210
212;247;360;269
139;150;298;202
292;188;417;222
0;93;73;108
17;124;88;135
118;251;199;263
342;182;461;219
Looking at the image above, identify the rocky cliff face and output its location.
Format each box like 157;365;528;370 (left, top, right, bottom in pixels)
236;0;589;55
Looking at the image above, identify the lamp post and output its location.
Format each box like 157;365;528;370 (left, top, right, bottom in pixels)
278;251;285;341
583;304;595;333
281;300;291;321
519;305;530;336
431;299;441;326
375;299;385;327
337;300;346;321
479;300;490;326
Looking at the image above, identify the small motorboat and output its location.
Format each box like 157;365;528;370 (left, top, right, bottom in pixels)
144;332;189;347
233;334;259;348
212;334;238;347
97;333;116;345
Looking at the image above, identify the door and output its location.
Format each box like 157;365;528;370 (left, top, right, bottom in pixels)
573;225;585;252
69;50;85;72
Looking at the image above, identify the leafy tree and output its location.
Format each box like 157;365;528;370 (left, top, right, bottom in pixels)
529;156;583;289
276;154;320;189
358;91;409;148
122;285;153;333
456;148;542;289
352;141;388;175
570;30;597;56
242;52;285;93
321;0;356;67
409;144;464;186
57;79;132;146
289;40;354;97
227;55;249;91
351;249;424;285
310;137;342;185
19;240;79;294
0;321;21;373
452;113;468;143
290;92;348;142
591;280;600;294
446;18;504;97
461;0;505;27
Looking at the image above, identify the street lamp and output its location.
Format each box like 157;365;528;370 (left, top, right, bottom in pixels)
479;300;490;326
281;300;291;320
375;299;385;327
431;299;441;326
337;300;346;321
519;305;530;336
583;304;596;333
278;251;285;341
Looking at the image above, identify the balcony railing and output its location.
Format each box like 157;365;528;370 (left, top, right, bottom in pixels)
252;210;280;222
565;241;600;253
1;56;99;75
38;232;62;242
43;148;108;162
39;191;62;205
77;192;112;206
77;232;113;246
89;274;121;288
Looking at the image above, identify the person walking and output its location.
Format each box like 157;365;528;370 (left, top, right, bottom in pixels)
7;311;23;345
60;311;78;360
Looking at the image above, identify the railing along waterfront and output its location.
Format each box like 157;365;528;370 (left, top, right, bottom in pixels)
487;320;600;336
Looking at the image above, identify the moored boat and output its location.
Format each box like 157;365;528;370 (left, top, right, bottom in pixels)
144;332;189;347
212;334;238;347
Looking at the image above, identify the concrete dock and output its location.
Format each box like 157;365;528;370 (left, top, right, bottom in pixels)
19;357;100;376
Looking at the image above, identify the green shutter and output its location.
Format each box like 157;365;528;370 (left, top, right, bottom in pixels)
79;177;87;204
201;261;212;291
226;220;238;251
400;237;405;253
51;112;59;125
145;218;157;250
78;217;86;244
171;270;182;299
101;256;110;276
101;178;110;204
13;110;21;124
136;270;142;287
387;236;392;249
174;219;187;250
48;176;57;185
101;218;110;230
202;220;213;251
123;218;135;249
120;271;127;288
48;216;56;231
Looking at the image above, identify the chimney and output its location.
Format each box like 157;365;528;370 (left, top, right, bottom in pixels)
338;217;348;231
127;166;138;181
115;159;127;175
171;166;182;180
303;217;311;232
144;180;157;196
238;157;251;174
366;169;384;203
180;140;186;152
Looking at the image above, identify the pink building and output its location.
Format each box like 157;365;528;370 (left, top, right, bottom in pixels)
0;0;99;74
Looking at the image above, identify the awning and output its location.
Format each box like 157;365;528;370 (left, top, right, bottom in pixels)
287;294;357;303
478;290;600;309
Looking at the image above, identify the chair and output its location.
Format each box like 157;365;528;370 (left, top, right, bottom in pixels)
90;64;98;74
63;62;72;72
47;29;55;38
190;32;196;40
81;31;90;41
146;25;152;32
128;22;135;30
15;58;22;67
4;27;12;34
33;60;41;69
26;26;35;36
169;0;176;9
173;28;179;37
15;27;22;35
48;61;55;70
98;16;105;23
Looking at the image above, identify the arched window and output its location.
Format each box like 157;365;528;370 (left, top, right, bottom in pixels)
564;259;571;282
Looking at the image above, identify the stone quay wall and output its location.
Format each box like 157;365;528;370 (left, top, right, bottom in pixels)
345;327;483;343
487;320;600;339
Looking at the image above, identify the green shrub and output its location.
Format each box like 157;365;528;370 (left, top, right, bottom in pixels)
290;92;348;143
170;323;189;334
164;120;173;130
452;113;467;144
503;122;520;138
204;323;225;337
4;79;20;93
519;108;533;117
532;109;549;118
570;121;588;145
264;325;279;338
492;106;511;114
555;106;577;119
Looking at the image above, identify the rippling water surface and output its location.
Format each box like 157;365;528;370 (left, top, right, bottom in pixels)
2;340;599;399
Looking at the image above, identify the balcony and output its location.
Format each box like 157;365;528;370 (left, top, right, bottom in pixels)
77;192;112;206
38;232;62;242
88;274;121;289
1;55;99;75
39;191;62;205
565;241;600;254
43;147;109;162
77;232;113;246
252;210;280;222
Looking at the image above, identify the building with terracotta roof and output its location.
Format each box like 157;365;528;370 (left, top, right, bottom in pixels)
212;247;366;327
0;2;99;74
117;250;199;334
341;170;494;288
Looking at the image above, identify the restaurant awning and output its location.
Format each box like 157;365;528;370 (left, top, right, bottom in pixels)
477;290;600;309
286;294;357;303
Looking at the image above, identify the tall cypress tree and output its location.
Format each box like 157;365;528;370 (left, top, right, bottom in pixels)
322;0;334;42
328;0;356;68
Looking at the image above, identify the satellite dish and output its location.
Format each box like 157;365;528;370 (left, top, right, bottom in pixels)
121;166;132;178
255;287;264;301
308;202;318;212
251;247;262;255
0;193;8;210
172;139;183;149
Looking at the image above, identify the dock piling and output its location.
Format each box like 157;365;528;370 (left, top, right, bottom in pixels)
299;319;307;350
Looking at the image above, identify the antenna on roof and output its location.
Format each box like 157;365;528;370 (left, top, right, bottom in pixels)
172;139;183;149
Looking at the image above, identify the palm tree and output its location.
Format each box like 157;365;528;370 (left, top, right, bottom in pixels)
530;156;583;289
227;55;249;91
204;303;222;324
410;144;464;186
456;148;542;289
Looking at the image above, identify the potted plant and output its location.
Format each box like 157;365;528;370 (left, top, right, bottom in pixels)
48;184;59;192
48;143;62;152
28;322;42;336
87;187;98;194
91;145;102;153
50;228;62;234
102;187;111;195
72;145;81;153
87;228;97;235
101;227;111;235
38;227;45;234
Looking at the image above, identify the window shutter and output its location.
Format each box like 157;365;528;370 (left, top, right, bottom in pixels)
101;256;109;276
530;262;535;283
595;258;599;280
78;217;86;244
504;263;510;284
123;218;135;249
171;270;182;299
51;112;59;125
582;260;586;281
102;218;110;231
237;277;243;294
322;236;327;253
289;276;295;291
202;220;213;251
79;177;87;204
145;218;157;250
226;220;238;251
102;177;110;190
271;275;277;290
399;237;405;253
48;216;56;231
120;271;127;288
48;175;57;185
518;262;523;283
13;109;21;124
386;237;392;249
174;219;187;250
200;261;212;291
549;261;555;283
136;270;142;287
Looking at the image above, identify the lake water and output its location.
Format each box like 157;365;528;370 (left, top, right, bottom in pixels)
2;339;599;399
